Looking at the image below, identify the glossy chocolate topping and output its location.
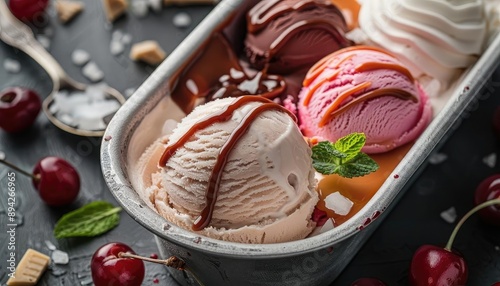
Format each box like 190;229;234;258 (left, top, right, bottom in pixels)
170;33;286;114
245;0;351;74
160;96;296;231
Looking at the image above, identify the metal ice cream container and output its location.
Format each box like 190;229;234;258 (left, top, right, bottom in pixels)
101;0;500;285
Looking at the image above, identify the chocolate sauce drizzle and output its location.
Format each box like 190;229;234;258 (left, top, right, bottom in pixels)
247;0;350;70
248;0;346;34
302;46;418;126
160;96;296;231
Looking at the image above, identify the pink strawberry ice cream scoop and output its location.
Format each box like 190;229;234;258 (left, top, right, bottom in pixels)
298;46;432;154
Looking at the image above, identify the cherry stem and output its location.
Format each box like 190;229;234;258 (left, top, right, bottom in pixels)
0;158;39;181
445;198;500;251
118;252;205;286
118;252;186;270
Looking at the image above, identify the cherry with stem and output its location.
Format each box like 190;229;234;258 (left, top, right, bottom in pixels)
410;198;500;286
0;156;80;206
91;242;204;286
118;252;205;286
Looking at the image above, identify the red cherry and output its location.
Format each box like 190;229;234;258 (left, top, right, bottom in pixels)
32;157;80;206
491;283;500;286
409;245;467;286
8;0;49;22
91;242;145;286
351;278;387;286
0;87;41;133
474;174;500;226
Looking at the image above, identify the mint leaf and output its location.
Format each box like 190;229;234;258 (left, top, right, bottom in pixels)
334;132;366;162
312;141;344;174
335;153;379;178
54;201;121;239
311;133;379;178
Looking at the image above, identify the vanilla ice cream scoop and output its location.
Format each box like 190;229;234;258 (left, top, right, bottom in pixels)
357;0;487;88
141;96;318;243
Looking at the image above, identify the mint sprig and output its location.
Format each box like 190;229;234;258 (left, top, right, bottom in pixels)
311;133;379;178
54;201;122;239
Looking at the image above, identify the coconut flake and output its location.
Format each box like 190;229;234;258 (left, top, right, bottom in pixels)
51;250;69;265
429;153;448;165
45;240;57;251
71;49;90;66
3;58;21;73
324;192;354;216
37;35;51;50
173;12;192;28
131;0;149;17
124;87;136;97
440;207;457;224
310;218;335;236
82;61;104;82
148;0;162;12
483;153;497;168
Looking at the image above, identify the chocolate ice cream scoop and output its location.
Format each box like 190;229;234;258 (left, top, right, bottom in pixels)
245;0;351;75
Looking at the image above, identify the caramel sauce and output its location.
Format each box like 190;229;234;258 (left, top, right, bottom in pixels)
330;0;360;30
170;33;286;114
325;88;418;120
356;62;414;82
160;96;296;230
318;81;372;127
317;143;412;226
303;46;396;87
301;46;417;127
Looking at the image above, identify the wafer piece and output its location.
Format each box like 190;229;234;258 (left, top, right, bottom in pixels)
102;0;128;22
130;41;166;65
6;249;50;286
56;0;84;23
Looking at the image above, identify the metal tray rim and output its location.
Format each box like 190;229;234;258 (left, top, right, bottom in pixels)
100;0;500;258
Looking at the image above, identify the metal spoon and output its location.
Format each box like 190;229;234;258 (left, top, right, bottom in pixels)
0;0;126;137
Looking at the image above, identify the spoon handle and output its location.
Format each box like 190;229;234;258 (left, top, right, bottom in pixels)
0;0;68;87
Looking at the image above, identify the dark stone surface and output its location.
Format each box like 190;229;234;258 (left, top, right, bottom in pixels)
0;1;499;286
